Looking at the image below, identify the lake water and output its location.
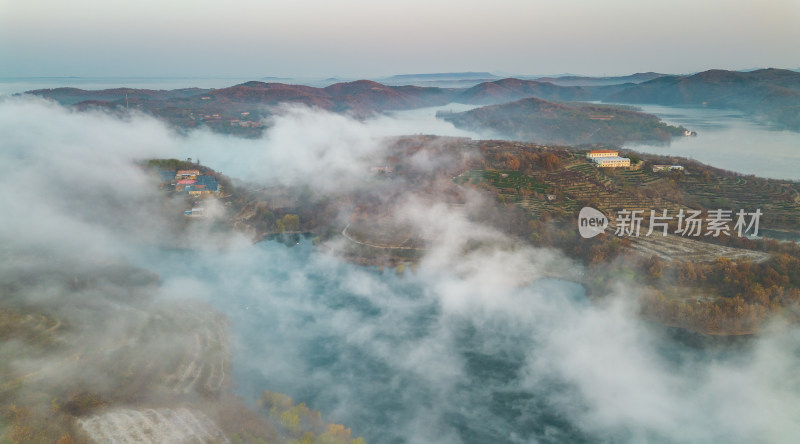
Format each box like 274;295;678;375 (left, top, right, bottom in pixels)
620;104;800;181
139;240;591;443
375;103;485;139
130;239;800;444
393;102;800;182
391;103;800;181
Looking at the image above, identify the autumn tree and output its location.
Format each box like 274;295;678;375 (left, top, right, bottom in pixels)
644;255;664;281
539;153;561;171
282;214;300;232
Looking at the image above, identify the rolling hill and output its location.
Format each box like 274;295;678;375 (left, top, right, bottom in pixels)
605;68;800;129
27;80;459;121
24;68;800;134
453;78;628;105
438;97;687;145
25;86;211;106
532;72;667;86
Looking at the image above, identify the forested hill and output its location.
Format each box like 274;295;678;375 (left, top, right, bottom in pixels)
605;68;800;130
438;98;688;145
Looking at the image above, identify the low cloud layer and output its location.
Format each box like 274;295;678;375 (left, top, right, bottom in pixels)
2;96;800;443
179;103;484;194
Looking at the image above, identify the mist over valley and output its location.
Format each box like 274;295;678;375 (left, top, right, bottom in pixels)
2;81;800;443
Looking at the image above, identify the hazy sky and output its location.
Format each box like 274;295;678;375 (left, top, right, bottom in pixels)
1;0;798;78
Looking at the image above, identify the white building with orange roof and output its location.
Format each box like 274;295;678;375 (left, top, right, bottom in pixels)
593;156;630;168
586;149;619;159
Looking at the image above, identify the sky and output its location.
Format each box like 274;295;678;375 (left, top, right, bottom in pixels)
1;0;799;79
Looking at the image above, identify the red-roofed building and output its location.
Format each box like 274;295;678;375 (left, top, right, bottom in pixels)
586;149;619;159
176;170;200;179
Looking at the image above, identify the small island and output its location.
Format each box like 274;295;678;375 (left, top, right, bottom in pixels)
437;98;689;145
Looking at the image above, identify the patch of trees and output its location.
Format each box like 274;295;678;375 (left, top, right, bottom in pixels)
276;214;300;232
145;158;205;172
260;391;366;444
638;250;800;334
476;142;567;175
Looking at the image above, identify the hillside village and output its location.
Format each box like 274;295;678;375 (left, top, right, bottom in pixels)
150;161;224;217
585;149;685;172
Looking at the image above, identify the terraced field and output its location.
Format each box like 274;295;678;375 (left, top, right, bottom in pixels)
0;309;67;395
77;407;229;444
517;196;580;216
455;159;689;220
680;175;800;228
103;305;231;396
0;282;239;442
615;167;663;185
625;233;771;262
557;161;684;218
0;309;63;345
454;169;576;216
453;153;795;265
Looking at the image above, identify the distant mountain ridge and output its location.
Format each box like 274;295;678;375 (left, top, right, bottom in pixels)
453;78;629;105
532;72;667;86
377;71;501;88
24;86;210;106
605;68;800;129
24;68;800;133
384;72;499;80
28;79;458;120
